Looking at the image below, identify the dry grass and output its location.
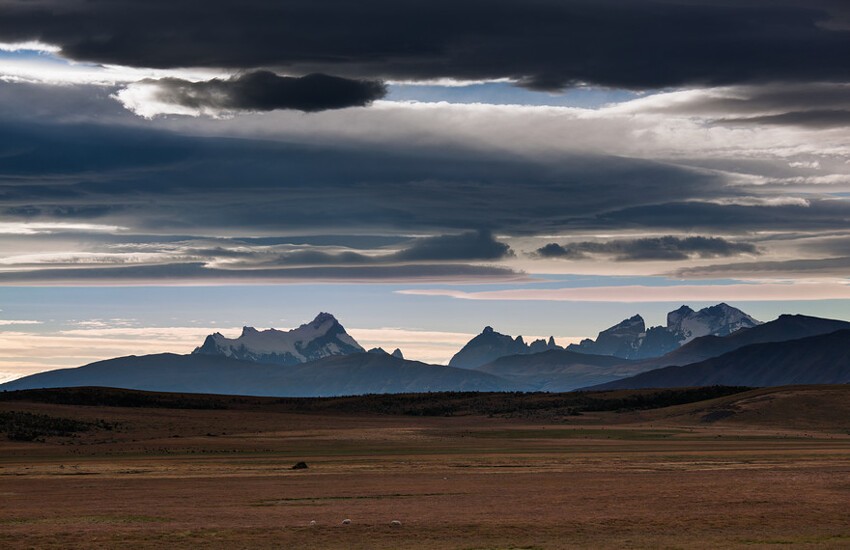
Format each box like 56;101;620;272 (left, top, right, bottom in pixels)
2;386;850;548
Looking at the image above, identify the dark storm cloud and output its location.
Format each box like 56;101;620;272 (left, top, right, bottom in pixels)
3;101;849;243
535;243;588;260
0;82;127;122
0;119;192;177
2;82;849;282
535;236;759;261
0;109;727;235
0;262;524;284
1;0;849;90
142;72;387;113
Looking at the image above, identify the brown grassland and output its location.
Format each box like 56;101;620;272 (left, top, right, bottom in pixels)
2;385;850;549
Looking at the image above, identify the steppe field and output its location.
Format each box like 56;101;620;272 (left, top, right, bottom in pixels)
2;386;850;549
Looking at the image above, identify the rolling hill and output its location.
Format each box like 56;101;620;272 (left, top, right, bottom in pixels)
588;329;850;390
0;352;521;397
629;314;850;372
475;349;638;391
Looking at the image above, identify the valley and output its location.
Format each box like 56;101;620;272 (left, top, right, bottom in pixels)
2;386;850;549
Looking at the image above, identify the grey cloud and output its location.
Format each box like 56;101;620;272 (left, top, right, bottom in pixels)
674;256;850;278
599;201;850;232
0;262;524;284
721;109;850;129
535;236;759;261
194;230;513;267
138;72;387;114
804;236;850;257
0;119;191;178
637;83;850;129
649;84;850;117
0;229;515;283
0;83;128;123
535;242;588;260
1;1;849;90
0;108;727;236
2;81;849;281
394;230;512;261
208;249;376;267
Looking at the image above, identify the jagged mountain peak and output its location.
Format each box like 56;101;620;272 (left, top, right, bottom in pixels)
193;312;363;366
450;326;562;369
667;305;694;326
308;311;339;326
569;303;760;360
367;347;405;360
613;314;646;330
667;303;760;344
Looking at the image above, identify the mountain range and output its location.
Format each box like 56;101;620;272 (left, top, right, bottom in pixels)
567;303;761;359
590;329;850;390
488;313;850;392
2;306;848;396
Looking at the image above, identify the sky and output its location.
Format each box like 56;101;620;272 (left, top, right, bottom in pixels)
1;0;849;381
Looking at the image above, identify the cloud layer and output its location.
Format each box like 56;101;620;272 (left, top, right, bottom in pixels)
536;236;759;261
0;78;848;283
2;1;849;90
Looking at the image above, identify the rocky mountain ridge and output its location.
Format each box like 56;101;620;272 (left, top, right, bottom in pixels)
192;312;364;366
567;303;760;360
448;326;561;369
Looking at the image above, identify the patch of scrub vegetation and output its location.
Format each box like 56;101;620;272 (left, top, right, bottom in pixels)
0;514;167;525
256;492;465;506
460;428;684;440
267;386;750;417
738;534;850;545
0;387;227;409
0;385;751;418
0;411;114;442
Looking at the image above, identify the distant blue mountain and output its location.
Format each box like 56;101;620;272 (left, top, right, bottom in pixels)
474;349;638;392
449;326;560;369
568;303;761;360
588;329;850;390
1;352;521;397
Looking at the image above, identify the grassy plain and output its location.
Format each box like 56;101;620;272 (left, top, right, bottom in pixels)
1;386;850;549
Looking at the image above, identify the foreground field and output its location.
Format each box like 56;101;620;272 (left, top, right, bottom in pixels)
2;386;850;549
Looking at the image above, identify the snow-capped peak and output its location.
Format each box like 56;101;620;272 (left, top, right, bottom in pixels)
666;303;760;344
569;303;760;359
193;312;364;366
